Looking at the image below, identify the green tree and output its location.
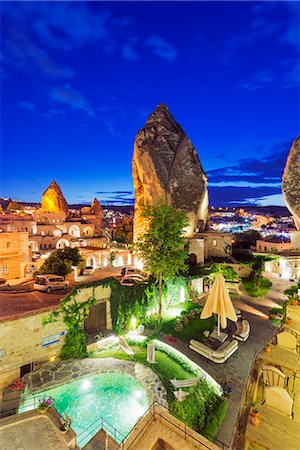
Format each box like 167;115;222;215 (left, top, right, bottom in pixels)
42;294;96;359
39;247;83;277
136;203;188;323
209;264;240;281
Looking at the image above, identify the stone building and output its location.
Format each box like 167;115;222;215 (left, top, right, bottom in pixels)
0;182;108;274
0;232;29;280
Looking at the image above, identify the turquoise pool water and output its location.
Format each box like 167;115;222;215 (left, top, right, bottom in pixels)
19;372;149;447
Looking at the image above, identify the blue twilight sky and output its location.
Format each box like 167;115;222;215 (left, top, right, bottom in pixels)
1;1;299;207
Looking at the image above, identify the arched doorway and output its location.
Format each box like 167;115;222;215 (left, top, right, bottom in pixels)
68;225;80;237
83;226;93;237
53;229;62;237
56;238;70;249
29;241;39;252
86;255;97;268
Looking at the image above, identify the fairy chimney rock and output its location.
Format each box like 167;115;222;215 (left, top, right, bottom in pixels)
282;135;300;231
41;180;68;214
132;104;209;240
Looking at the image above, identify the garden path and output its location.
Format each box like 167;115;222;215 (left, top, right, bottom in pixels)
159;274;293;448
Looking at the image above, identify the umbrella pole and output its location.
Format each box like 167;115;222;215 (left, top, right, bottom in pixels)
217;315;220;336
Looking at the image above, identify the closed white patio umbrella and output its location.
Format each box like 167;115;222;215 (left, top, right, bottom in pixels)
201;273;237;336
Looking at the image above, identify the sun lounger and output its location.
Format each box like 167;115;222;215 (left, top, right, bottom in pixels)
170;377;200;389
232;319;250;342
173;389;189;402
119;337;134;357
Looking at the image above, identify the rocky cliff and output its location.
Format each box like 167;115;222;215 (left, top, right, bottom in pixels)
41;180;68;214
282;135;300;230
132;104;208;240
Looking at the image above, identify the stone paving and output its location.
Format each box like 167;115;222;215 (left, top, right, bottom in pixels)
25;357;168;408
159;274;293;448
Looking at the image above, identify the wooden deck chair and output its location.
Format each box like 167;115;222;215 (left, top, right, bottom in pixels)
173;389;189;402
264;386;294;417
277;331;297;353
119;337;134;358
171;377;200;389
284;328;300;349
262;365;288;389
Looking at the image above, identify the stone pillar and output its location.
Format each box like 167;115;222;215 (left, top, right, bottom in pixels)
290;230;300;250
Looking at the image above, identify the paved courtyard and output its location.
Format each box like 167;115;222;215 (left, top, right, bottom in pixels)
159;274;293;448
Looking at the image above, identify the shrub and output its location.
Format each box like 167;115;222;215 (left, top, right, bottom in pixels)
60;329;87;359
170;379;227;439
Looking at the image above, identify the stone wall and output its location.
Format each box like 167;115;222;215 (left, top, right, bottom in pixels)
198;232;232;259
0;284;111;390
227;263;252;278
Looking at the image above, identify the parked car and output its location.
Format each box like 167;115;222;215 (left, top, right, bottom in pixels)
120;278;137;287
32;252;41;261
34;275;69;293
120;274;148;286
120;266;142;276
83;266;95;275
121;274;148;282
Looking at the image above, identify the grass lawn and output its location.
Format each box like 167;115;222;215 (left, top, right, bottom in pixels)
90;342;227;440
242;276;272;297
162;316;215;343
91;346;194;404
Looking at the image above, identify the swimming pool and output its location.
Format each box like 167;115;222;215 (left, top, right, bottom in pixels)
19;372;149;447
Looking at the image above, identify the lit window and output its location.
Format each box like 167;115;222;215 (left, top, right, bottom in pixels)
0;265;7;274
213;240;217;247
0;349;5;358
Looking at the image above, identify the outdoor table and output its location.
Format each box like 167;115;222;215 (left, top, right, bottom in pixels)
244;404;300;449
257;344;298;389
209;329;228;343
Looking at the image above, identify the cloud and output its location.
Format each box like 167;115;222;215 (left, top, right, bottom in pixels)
208;186;282;207
207;140;290;188
122;39;139;60
94;191;134;205
145;36;177;61
50;84;94;116
239;70;275;91
18;101;36;111
95;191;133;194
3;26;74;79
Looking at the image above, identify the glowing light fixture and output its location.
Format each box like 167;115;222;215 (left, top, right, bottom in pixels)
81;379;91;390
180;286;185;303
131;316;137;329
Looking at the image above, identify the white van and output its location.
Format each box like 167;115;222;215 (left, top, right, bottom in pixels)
34;275;69;293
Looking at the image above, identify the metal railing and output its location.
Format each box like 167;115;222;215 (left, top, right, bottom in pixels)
76;415;126;447
115;401;229;450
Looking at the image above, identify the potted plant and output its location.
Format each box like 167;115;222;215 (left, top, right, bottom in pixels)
264;343;271;353
60;414;72;434
286;316;293;325
220;378;232;398
291;296;298;306
37;397;53;413
250;402;260;426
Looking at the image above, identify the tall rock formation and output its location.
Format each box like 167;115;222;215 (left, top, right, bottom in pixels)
91;198;103;217
132;104;208;240
41;180;68;214
282;135;300;230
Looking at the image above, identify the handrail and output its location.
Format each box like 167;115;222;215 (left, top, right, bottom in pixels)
117;401;229;450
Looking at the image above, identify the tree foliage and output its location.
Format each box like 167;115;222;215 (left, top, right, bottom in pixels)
136;202;189;322
42;293;96;359
209;264;240;281
39;247;83;277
